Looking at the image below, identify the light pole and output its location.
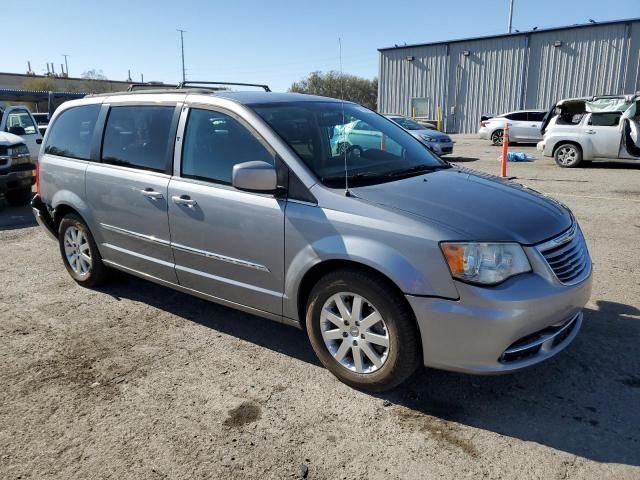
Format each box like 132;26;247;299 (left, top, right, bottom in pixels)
62;54;70;76
508;0;514;33
177;29;186;83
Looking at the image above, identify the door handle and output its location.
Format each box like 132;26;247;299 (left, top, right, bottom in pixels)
585;130;596;134
141;188;164;200
172;195;197;208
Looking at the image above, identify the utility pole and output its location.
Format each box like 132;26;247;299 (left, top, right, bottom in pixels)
177;29;186;83
507;0;514;33
62;54;70;76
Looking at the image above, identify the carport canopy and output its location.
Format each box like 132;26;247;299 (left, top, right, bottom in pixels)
0;88;86;115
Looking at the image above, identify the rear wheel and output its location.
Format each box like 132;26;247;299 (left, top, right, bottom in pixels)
305;268;421;392
554;143;582;168
58;214;108;287
490;129;504;146
5;186;32;206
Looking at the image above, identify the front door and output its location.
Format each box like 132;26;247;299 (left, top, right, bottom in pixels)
86;104;179;282
168;106;285;315
505;112;529;141
585;112;622;158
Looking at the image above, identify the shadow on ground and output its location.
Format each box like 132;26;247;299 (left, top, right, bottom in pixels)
0;203;37;230
101;275;640;466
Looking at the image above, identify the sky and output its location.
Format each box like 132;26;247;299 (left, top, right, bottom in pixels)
2;0;639;92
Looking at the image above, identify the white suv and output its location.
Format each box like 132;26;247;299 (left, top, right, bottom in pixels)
478;110;547;145
537;95;640;168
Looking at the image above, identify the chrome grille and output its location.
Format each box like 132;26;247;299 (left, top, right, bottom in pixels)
538;224;590;285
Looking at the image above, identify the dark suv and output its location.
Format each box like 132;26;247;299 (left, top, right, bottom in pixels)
0;133;34;206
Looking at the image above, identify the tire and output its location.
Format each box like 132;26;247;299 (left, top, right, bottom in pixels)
58;214;109;287
5;186;32;206
554;143;582;168
490;129;504;146
305;268;421;392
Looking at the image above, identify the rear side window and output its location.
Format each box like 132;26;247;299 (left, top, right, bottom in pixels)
505;112;528;121
44;104;100;160
181;108;274;185
102;106;174;172
588;112;621;127
528;112;546;122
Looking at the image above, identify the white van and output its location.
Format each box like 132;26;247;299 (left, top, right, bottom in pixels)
538;94;640;167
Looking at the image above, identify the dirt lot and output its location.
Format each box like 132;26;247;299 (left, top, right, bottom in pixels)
1;136;639;479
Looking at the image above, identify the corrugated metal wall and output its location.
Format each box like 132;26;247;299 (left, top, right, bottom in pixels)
378;20;640;133
378;44;448;119
448;36;527;133
526;23;629;108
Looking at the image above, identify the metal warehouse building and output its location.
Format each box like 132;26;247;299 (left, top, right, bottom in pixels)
378;18;640;133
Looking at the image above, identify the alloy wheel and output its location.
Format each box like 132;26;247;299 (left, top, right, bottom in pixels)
64;226;92;276
491;130;504;145
557;146;578;166
319;292;390;374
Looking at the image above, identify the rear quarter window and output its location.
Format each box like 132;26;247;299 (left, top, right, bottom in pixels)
44;105;101;160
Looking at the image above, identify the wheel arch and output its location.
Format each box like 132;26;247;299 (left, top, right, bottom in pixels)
294;259;416;332
551;138;591;159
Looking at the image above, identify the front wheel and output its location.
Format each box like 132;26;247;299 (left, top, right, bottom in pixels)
58;214;109;287
305;268;421;392
554;143;582;168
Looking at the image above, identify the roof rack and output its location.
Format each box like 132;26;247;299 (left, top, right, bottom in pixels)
177;81;271;92
127;82;178;92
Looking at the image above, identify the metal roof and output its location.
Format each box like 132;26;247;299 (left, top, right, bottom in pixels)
0;88;87;103
378;17;640;51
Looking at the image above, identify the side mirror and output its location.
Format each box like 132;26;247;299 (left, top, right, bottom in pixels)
232;161;278;193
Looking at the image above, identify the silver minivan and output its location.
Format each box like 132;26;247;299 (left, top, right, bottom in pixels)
32;85;592;391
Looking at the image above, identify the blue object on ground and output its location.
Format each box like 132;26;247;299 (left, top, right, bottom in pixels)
507;152;535;162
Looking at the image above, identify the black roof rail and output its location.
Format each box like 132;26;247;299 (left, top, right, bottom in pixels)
127;82;178;91
177;81;271;92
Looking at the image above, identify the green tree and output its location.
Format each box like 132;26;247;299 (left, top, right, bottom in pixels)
289;71;378;110
81;69;108;80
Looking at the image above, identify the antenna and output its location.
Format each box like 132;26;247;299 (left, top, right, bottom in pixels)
177;29;187;83
339;37;350;196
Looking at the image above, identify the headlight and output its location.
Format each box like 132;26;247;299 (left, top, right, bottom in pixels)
440;242;531;285
8;144;29;156
420;134;437;142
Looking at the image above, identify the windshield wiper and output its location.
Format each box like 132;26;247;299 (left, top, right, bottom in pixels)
385;163;450;177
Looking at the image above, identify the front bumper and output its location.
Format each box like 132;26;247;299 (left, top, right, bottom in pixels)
431;142;454;156
0;168;35;194
407;270;592;374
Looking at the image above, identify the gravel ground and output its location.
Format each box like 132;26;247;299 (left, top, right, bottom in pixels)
1;136;639;479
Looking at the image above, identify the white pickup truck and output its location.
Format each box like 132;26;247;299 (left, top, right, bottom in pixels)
0;105;43;160
0;106;41;205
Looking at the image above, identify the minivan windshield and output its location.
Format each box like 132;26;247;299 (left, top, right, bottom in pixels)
252;101;448;187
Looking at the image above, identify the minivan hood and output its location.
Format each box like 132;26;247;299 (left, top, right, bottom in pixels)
351;167;572;245
0;131;24;145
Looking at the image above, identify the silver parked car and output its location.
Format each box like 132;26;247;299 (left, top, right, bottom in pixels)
32;85;592;391
385;115;454;155
478;110;547;145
